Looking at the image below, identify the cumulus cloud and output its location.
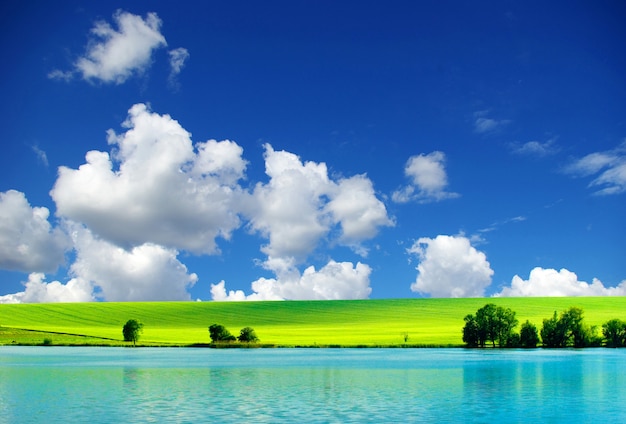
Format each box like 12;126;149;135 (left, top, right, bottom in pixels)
0;273;93;304
326;175;394;248
248;144;392;261
392;151;459;203
44;105;392;302
214;144;390;301
408;235;493;297
248;145;331;261
51;103;247;254
0;225;198;303
69;226;197;301
50;10;167;84
0;190;69;273
494;267;626;297
564;141;626;195
212;260;372;301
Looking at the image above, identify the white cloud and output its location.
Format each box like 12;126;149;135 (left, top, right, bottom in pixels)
248;144;331;261
76;10;166;83
47;69;74;82
326;175;394;249
212;260;372;301
44;105;391;302
0;225;199;303
510;139;559;157
408;235;493;297
31;145;49;167
0;190;69;273
50;10;167;84
494;267;626;297
234;145;389;301
0;273;93;304
168;47;189;77
248;144;392;261
565;141;626;195
474;117;499;133
392;151;458;203
169;47;189;74
473;111;511;134
69;226;197;301
50;103;247;254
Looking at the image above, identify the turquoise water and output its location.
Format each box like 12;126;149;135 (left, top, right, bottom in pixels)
0;347;624;423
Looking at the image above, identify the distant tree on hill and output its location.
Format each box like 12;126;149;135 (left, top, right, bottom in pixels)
519;320;540;348
602;319;626;347
238;327;259;343
462;304;518;348
540;311;566;348
123;319;144;346
462;314;483;347
209;324;236;342
540;307;600;348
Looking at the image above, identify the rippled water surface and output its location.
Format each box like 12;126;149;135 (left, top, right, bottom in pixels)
1;347;624;423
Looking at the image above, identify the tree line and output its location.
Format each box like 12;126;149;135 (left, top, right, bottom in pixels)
462;304;626;348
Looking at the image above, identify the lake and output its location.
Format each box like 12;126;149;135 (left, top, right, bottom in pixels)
0;347;624;423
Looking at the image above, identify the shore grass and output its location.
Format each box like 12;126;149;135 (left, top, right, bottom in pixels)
1;297;625;347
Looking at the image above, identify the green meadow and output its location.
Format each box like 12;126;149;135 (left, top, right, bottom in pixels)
1;297;625;347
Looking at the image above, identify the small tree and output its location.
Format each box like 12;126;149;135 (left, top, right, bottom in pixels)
123;319;144;346
238;327;259;343
519;320;540;348
209;324;236;343
602;319;626;347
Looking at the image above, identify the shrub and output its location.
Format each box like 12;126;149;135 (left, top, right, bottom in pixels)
238;327;259;343
209;324;236;342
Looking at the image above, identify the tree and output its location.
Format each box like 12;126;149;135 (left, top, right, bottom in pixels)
561;307;586;348
462;314;481;347
238;327;259;343
602;319;626;348
123;319;144;346
474;304;518;347
519;320;540;348
462;304;517;348
209;324;236;343
540;311;565;348
493;305;518;348
540;307;597;348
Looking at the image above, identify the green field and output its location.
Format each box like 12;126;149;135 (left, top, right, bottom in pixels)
1;297;625;347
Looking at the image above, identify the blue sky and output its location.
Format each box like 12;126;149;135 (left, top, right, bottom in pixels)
1;0;625;302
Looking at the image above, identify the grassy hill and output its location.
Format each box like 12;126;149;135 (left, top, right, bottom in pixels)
1;297;625;347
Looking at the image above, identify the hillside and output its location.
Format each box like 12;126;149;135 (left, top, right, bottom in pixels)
1;297;625;346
